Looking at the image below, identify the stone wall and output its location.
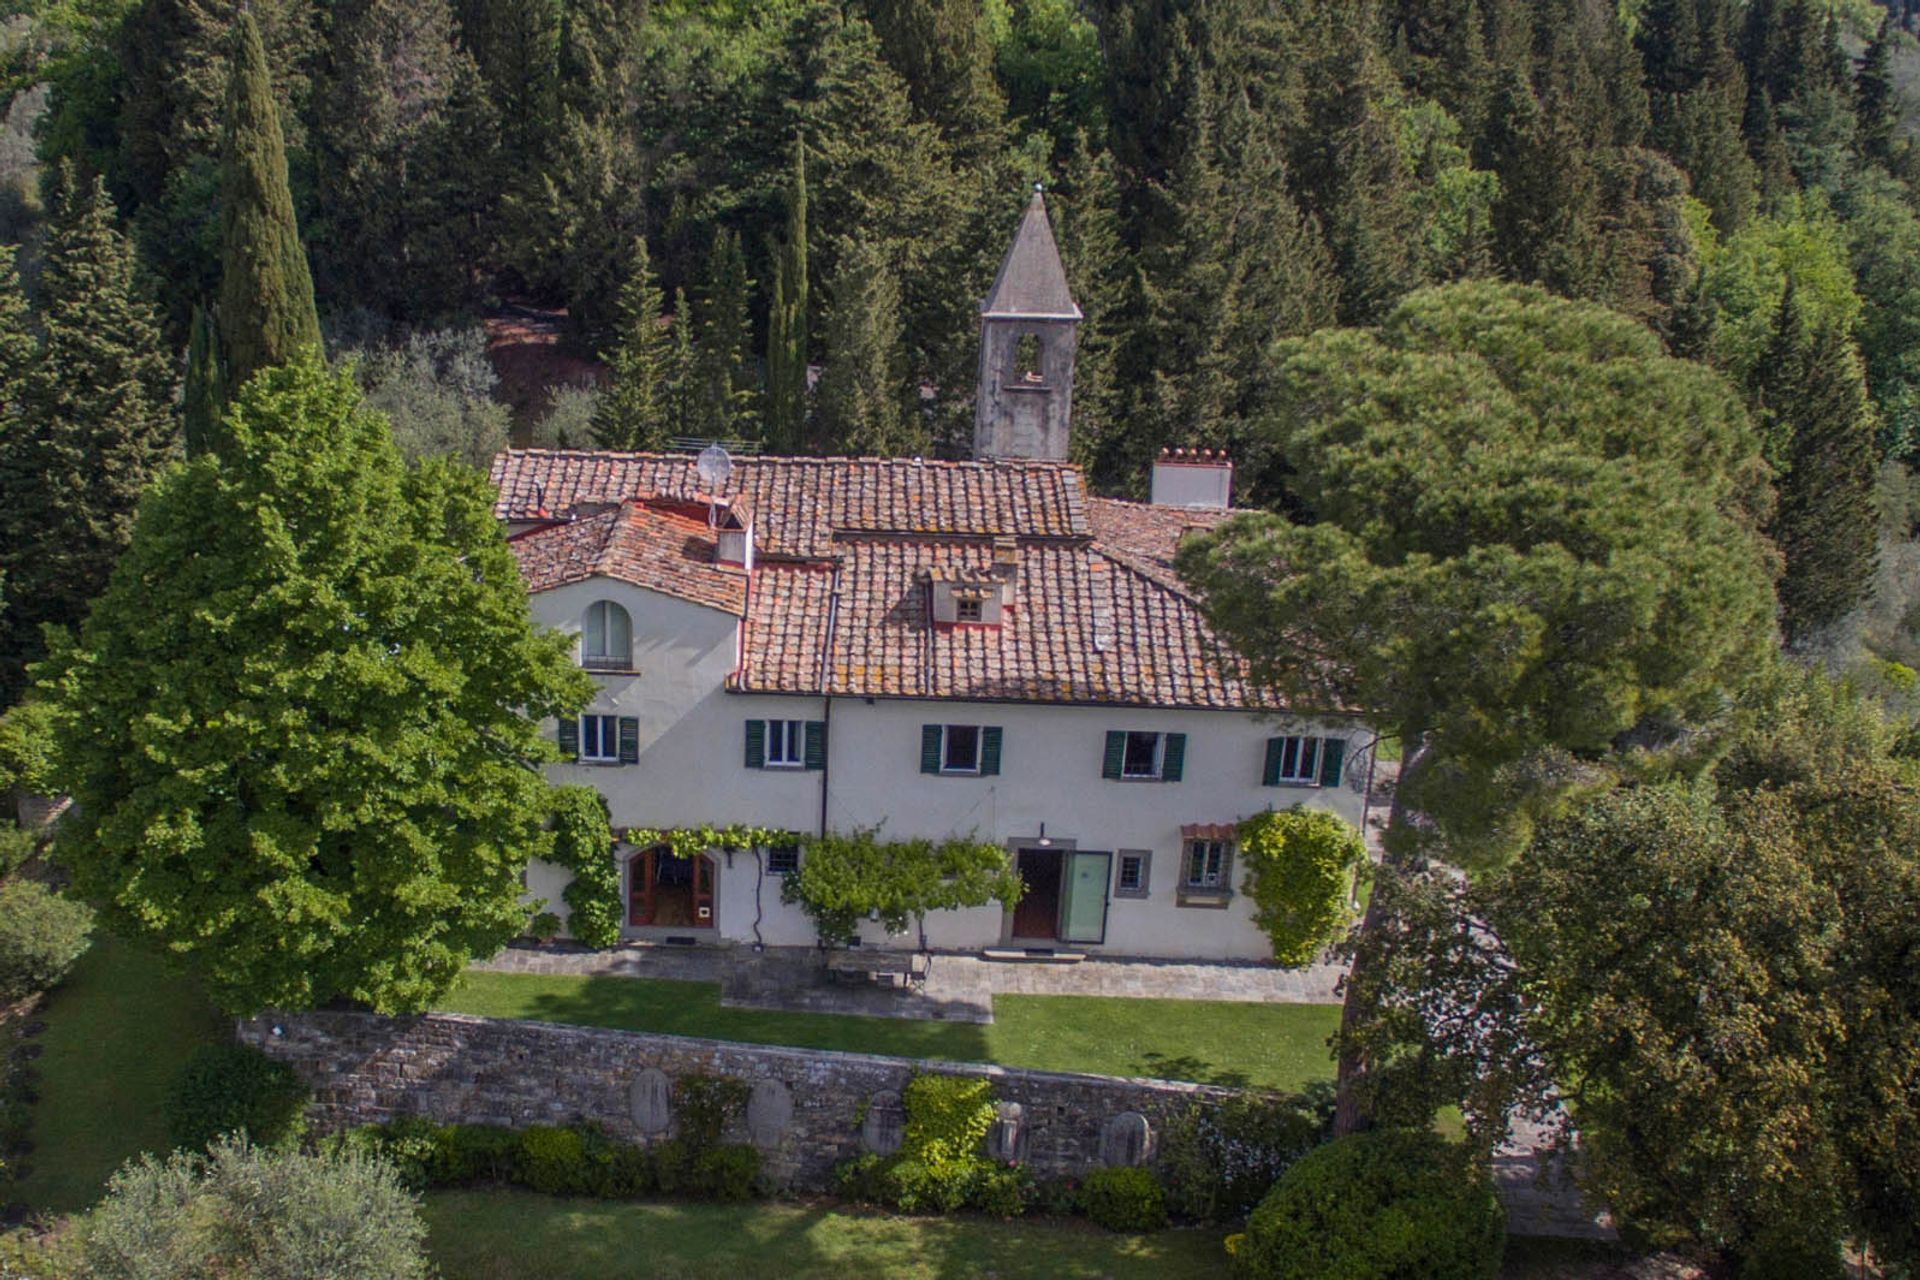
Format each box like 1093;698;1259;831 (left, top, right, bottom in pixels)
238;1011;1234;1189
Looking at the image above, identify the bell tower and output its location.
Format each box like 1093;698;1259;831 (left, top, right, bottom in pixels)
974;187;1081;461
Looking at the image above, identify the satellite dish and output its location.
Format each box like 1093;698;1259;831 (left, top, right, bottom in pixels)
695;443;733;529
696;443;733;492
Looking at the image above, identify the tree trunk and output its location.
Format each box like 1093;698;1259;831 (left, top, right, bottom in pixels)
1333;736;1430;1137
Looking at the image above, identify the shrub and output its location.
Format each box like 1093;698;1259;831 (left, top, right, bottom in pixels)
323;1115;447;1191
1238;807;1367;967
0;822;33;878
442;1123;520;1185
517;1125;590;1195
0;880;92;1001
1033;1176;1083;1217
1160;1093;1326;1222
693;1144;760;1201
966;1162;1034;1218
1235;1129;1504;1280
80;1136;431;1279
1083;1166;1169;1232
675;1073;750;1147
527;910;563;941
164;1044;310;1154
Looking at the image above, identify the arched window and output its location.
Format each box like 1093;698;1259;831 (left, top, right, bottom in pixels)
582;600;632;670
1012;332;1044;382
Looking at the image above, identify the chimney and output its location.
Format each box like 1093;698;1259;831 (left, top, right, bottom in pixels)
991;535;1019;608
1150;448;1233;510
715;501;755;571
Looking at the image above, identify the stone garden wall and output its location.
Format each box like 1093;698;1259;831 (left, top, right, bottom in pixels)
238;1011;1234;1189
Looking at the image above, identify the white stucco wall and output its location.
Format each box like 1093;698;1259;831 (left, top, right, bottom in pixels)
523;574;1372;960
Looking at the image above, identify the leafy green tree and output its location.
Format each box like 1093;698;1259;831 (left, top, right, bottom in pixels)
1177;282;1778;1131
1750;292;1879;645
814;236;921;456
1336;669;1920;1274
1691;192;1862;381
765;139;811;454
350;328;513;470
215;8;322;413
80;1136;432;1279
591;237;671;450
43;355;591;1014
0;166;177;705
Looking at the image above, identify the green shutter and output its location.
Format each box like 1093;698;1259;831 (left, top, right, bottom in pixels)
1102;730;1126;779
980;726;1003;776
1319;736;1346;788
557;716;579;760
1162;733;1186;782
804;720;826;770
921;725;943;774
744;719;765;769
617;717;640;764
1262;737;1283;786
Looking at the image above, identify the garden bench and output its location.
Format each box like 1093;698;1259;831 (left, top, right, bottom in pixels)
825;950;930;991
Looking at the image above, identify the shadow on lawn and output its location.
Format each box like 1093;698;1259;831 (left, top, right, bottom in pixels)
501;976;996;1065
1131;1052;1252;1088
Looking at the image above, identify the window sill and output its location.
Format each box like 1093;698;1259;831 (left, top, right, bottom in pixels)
1115;774;1166;783
582;666;640;676
1264;780;1324;788
1113;889;1150;901
1176;889;1233;909
938;768;983;777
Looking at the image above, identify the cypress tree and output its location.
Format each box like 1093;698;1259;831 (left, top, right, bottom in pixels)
765;141;810;454
182;303;223;456
216;8;321;409
0;167;177;701
863;0;1008;162
664;287;696;442
591;238;670;451
814;237;920;457
1856;14;1897;165
0;244;36;417
1751;290;1880;646
690;227;756;442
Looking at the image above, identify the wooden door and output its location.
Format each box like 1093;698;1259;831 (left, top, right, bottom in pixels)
628;848;658;926
1012;848;1062;939
692;854;716;928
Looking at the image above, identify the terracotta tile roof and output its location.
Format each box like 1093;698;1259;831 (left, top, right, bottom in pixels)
734;538;1270;710
496;450;1276;711
491;450;1088;554
508;499;749;616
1085;497;1233;595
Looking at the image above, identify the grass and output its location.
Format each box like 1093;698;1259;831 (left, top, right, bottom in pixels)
420;1189;1230;1280
435;971;1340;1091
14;935;226;1213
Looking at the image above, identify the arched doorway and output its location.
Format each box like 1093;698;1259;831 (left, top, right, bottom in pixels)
627;846;716;929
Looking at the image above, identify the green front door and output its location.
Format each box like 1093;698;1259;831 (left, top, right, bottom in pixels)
1059;851;1112;945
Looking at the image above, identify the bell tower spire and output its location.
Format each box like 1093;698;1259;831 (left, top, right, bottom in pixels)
974;186;1081;461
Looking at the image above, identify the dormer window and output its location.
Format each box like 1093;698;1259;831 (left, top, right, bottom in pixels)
583;600;633;671
956;597;983;623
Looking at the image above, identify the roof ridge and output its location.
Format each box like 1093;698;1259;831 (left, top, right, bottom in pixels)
494;447;1083;472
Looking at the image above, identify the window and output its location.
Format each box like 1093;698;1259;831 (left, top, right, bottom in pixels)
1183;839;1231;892
580;714;618;763
766;719;804;767
1270;736;1321;784
1013;332;1044;381
582;601;633;670
1262;734;1346;788
746;719;825;770
955;597;984;623
942;725;982;772
1102;730;1186;782
1122;731;1161;778
1114;850;1151;899
766;845;800;876
920;724;1002;775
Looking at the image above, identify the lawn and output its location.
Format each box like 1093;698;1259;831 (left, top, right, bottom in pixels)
420;1189;1231;1280
436;971;1340;1091
14;935;227;1213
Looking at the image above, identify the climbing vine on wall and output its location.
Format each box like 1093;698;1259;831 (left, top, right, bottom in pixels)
548;786;619;948
624;825;802;862
781;829;1023;943
1238;807;1368;968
